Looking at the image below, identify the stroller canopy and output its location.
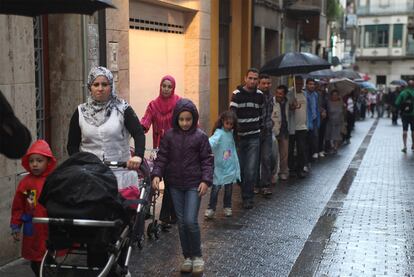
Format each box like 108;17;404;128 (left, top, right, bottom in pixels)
39;152;126;220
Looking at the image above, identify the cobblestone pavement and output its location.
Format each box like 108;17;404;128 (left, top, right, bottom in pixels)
128;118;375;277
307;119;414;277
1;117;395;277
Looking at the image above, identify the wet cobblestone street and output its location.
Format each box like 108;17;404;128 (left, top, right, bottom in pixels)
129;118;375;277
311;119;414;276
2;117;414;277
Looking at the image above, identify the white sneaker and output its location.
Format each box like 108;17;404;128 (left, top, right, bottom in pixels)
180;258;193;273
125;271;131;277
224;208;232;217
303;166;309;173
312;153;319;159
204;209;215;219
192;257;205;274
319;151;325;158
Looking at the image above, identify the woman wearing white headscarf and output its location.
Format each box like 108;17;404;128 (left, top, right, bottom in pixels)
67;66;145;169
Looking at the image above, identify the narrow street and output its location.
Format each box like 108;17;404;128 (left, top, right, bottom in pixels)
2;117;413;277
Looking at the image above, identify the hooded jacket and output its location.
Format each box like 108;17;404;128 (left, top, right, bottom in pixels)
209;128;240;186
151;98;213;189
10;140;56;261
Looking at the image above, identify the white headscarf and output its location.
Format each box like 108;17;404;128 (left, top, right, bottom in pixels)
79;66;129;127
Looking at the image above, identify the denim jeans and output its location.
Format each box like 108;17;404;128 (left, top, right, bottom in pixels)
208;184;232;210
259;132;275;188
169;187;202;258
238;136;260;201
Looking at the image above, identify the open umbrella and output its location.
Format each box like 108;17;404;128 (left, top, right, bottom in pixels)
333;69;361;80
390;79;408;87
260;52;331;76
305;69;336;79
355;80;376;92
0;0;116;16
328;78;359;97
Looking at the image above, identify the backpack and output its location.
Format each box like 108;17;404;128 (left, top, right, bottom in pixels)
400;92;414;114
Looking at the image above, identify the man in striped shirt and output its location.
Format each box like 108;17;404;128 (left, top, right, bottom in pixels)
230;68;264;209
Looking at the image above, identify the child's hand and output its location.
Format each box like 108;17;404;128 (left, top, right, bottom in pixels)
152;177;160;191
11;231;20;242
198;182;208;197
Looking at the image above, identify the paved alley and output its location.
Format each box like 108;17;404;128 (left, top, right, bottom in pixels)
2;118;414;277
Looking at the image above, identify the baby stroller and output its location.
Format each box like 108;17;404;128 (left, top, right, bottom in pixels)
34;152;155;277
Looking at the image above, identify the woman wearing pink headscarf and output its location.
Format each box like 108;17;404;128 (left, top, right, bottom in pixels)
141;75;180;230
141;75;181;148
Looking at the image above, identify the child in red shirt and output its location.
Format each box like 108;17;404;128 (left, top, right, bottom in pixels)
10;140;56;277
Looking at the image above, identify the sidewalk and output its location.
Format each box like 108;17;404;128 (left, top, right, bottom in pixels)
296;118;414;276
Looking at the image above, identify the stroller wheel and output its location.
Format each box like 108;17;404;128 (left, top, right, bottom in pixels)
40;250;58;277
154;223;161;239
147;223;154;239
137;235;144;249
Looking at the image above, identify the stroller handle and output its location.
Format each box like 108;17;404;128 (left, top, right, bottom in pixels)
104;160;150;173
33;217;123;227
104;161;127;168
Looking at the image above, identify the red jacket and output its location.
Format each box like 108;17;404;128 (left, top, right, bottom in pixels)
10;140;56;261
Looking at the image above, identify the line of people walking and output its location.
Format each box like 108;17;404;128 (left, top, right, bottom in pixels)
8;66;360;276
224;68;356;211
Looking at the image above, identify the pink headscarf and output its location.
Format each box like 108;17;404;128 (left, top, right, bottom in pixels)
141;75;181;148
152;75;180;115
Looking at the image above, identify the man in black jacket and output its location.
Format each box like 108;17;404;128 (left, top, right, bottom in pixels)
0;90;32;159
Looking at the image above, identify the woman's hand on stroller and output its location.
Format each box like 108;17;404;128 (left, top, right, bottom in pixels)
127;156;142;170
152;176;160;191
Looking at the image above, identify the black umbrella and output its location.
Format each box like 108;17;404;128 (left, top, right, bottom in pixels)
305;69;336;79
0;0;116;16
390;79;408;86
333;69;361;80
260;52;331;76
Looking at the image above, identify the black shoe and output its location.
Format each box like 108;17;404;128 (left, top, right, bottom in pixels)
161;222;172;232
243;201;253;209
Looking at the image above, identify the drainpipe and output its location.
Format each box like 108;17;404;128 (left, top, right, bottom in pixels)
81;15;88;101
98;10;107;67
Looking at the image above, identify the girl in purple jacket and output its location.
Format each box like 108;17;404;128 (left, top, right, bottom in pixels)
152;98;213;274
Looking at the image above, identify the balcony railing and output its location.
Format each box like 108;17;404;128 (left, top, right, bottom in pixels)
357;2;414;16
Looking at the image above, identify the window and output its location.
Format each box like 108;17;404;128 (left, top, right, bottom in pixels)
407;34;414;55
401;75;414;82
219;0;231;114
376;75;386;85
364;24;389;48
393;24;403;47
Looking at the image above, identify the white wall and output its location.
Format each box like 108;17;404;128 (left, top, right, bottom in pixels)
129;30;185;149
357;60;414;84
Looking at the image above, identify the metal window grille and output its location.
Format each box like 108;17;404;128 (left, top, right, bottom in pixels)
129;18;184;34
33;16;45;139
